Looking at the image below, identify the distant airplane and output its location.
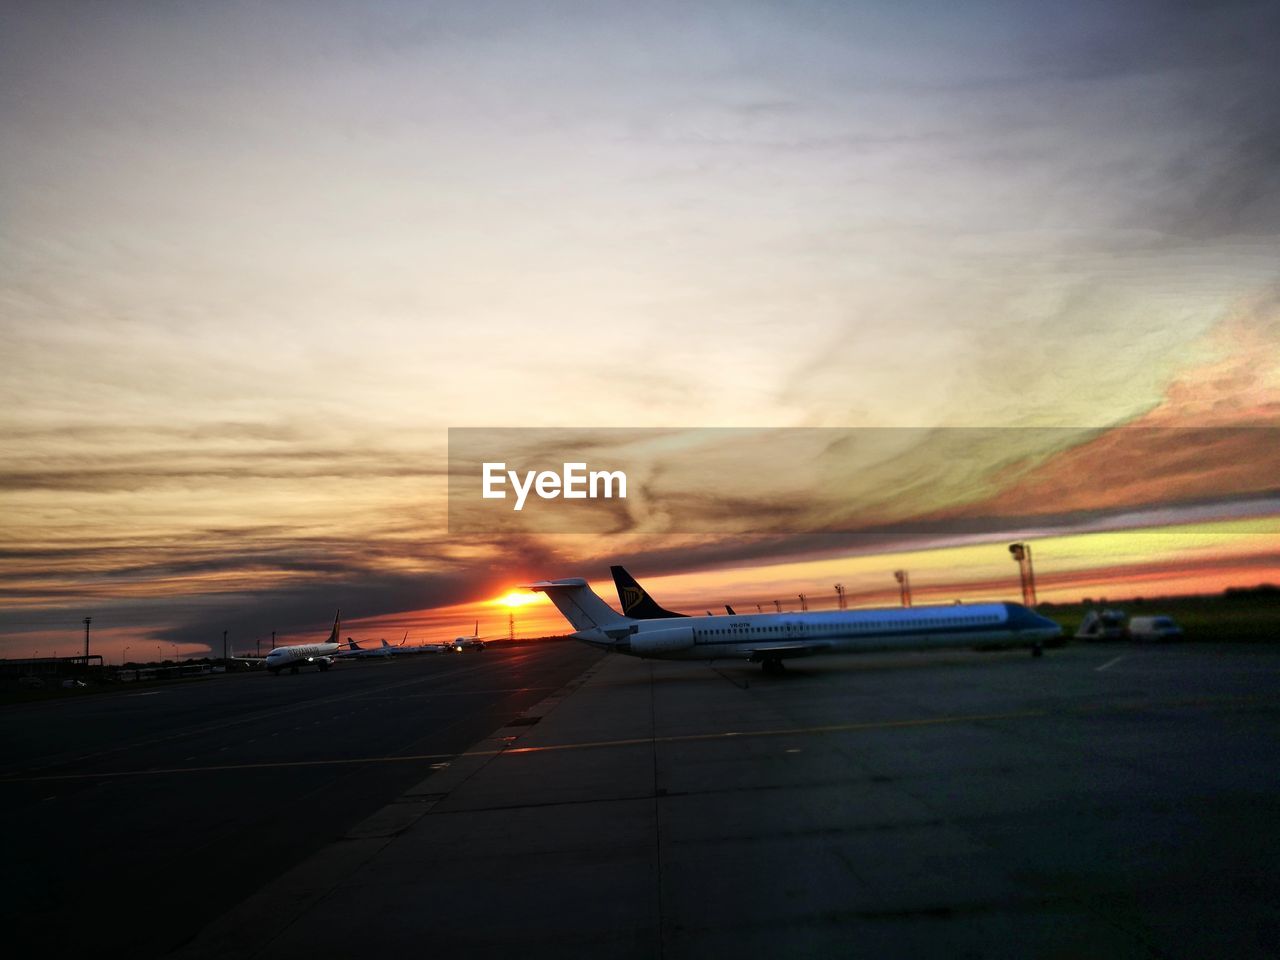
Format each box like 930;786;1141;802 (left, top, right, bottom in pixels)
335;631;403;659
260;611;344;675
450;621;488;652
389;631;461;655
528;575;1061;674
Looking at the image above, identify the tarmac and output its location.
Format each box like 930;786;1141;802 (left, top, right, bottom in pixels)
173;642;1280;960
1;643;602;958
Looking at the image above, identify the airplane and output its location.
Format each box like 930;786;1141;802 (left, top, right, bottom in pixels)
449;621;488;652
262;611;344;675
335;632;403;659
527;574;1062;674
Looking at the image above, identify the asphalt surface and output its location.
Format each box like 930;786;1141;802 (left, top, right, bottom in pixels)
0;642;603;958
173;640;1280;960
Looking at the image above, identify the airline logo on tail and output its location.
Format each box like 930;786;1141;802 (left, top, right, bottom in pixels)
621;585;644;614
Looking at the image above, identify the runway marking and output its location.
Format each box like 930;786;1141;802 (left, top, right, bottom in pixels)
2;752;459;782
10;690;1266;786
1096;655;1127;672
501;710;1048;756
501;692;1280;758
15;659;512;776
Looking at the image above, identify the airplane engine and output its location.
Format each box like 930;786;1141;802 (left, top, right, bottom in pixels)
628;626;696;656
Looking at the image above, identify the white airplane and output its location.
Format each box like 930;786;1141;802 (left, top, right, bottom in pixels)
335;632;402;659
263;611;344;675
526;576;1061;674
449;621;488;652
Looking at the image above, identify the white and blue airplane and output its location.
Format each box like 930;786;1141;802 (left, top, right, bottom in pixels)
527;574;1061;674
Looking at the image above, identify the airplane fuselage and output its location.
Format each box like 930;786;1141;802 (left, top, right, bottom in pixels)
265;642;341;673
572;603;1059;661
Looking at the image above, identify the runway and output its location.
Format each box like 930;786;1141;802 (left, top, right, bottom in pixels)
176;640;1280;960
0;642;603;958
7;639;1280;959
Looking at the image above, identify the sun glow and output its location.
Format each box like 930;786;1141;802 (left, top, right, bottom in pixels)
496;591;543;608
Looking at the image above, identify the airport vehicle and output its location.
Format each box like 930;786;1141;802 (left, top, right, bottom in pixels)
1075;609;1127;640
261;611;343;675
527;576;1062;674
1127;615;1183;641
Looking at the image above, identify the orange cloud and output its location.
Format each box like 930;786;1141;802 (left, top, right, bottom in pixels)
933;292;1280;520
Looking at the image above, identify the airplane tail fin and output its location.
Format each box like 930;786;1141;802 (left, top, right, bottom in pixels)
327;610;341;645
524;579;633;636
610;566;688;619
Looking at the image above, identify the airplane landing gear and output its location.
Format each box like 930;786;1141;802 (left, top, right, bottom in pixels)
290;664;300;674
1032;641;1044;658
761;658;786;676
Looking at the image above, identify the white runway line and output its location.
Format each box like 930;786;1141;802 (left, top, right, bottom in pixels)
1096;654;1127;672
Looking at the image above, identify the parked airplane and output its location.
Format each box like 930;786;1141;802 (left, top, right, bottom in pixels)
263;611;344;675
336;632;404;659
528;576;1061;674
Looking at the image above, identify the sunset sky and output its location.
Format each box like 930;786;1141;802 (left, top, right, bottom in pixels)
2;1;1278;660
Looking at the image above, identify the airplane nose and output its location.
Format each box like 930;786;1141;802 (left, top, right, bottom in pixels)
1006;603;1062;637
1033;611;1062;637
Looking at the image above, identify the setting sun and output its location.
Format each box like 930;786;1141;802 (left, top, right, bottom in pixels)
496;591;543;608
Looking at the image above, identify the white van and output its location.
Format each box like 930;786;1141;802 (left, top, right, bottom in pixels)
1127;616;1183;641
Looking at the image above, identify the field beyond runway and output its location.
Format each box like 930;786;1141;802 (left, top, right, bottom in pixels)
177;641;1280;960
0;642;603;958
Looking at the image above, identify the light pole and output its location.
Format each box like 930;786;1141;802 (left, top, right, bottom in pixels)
83;616;92;670
123;645;131;666
1008;543;1037;607
834;584;846;611
773;599;782;613
798;593;808;612
894;570;912;608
